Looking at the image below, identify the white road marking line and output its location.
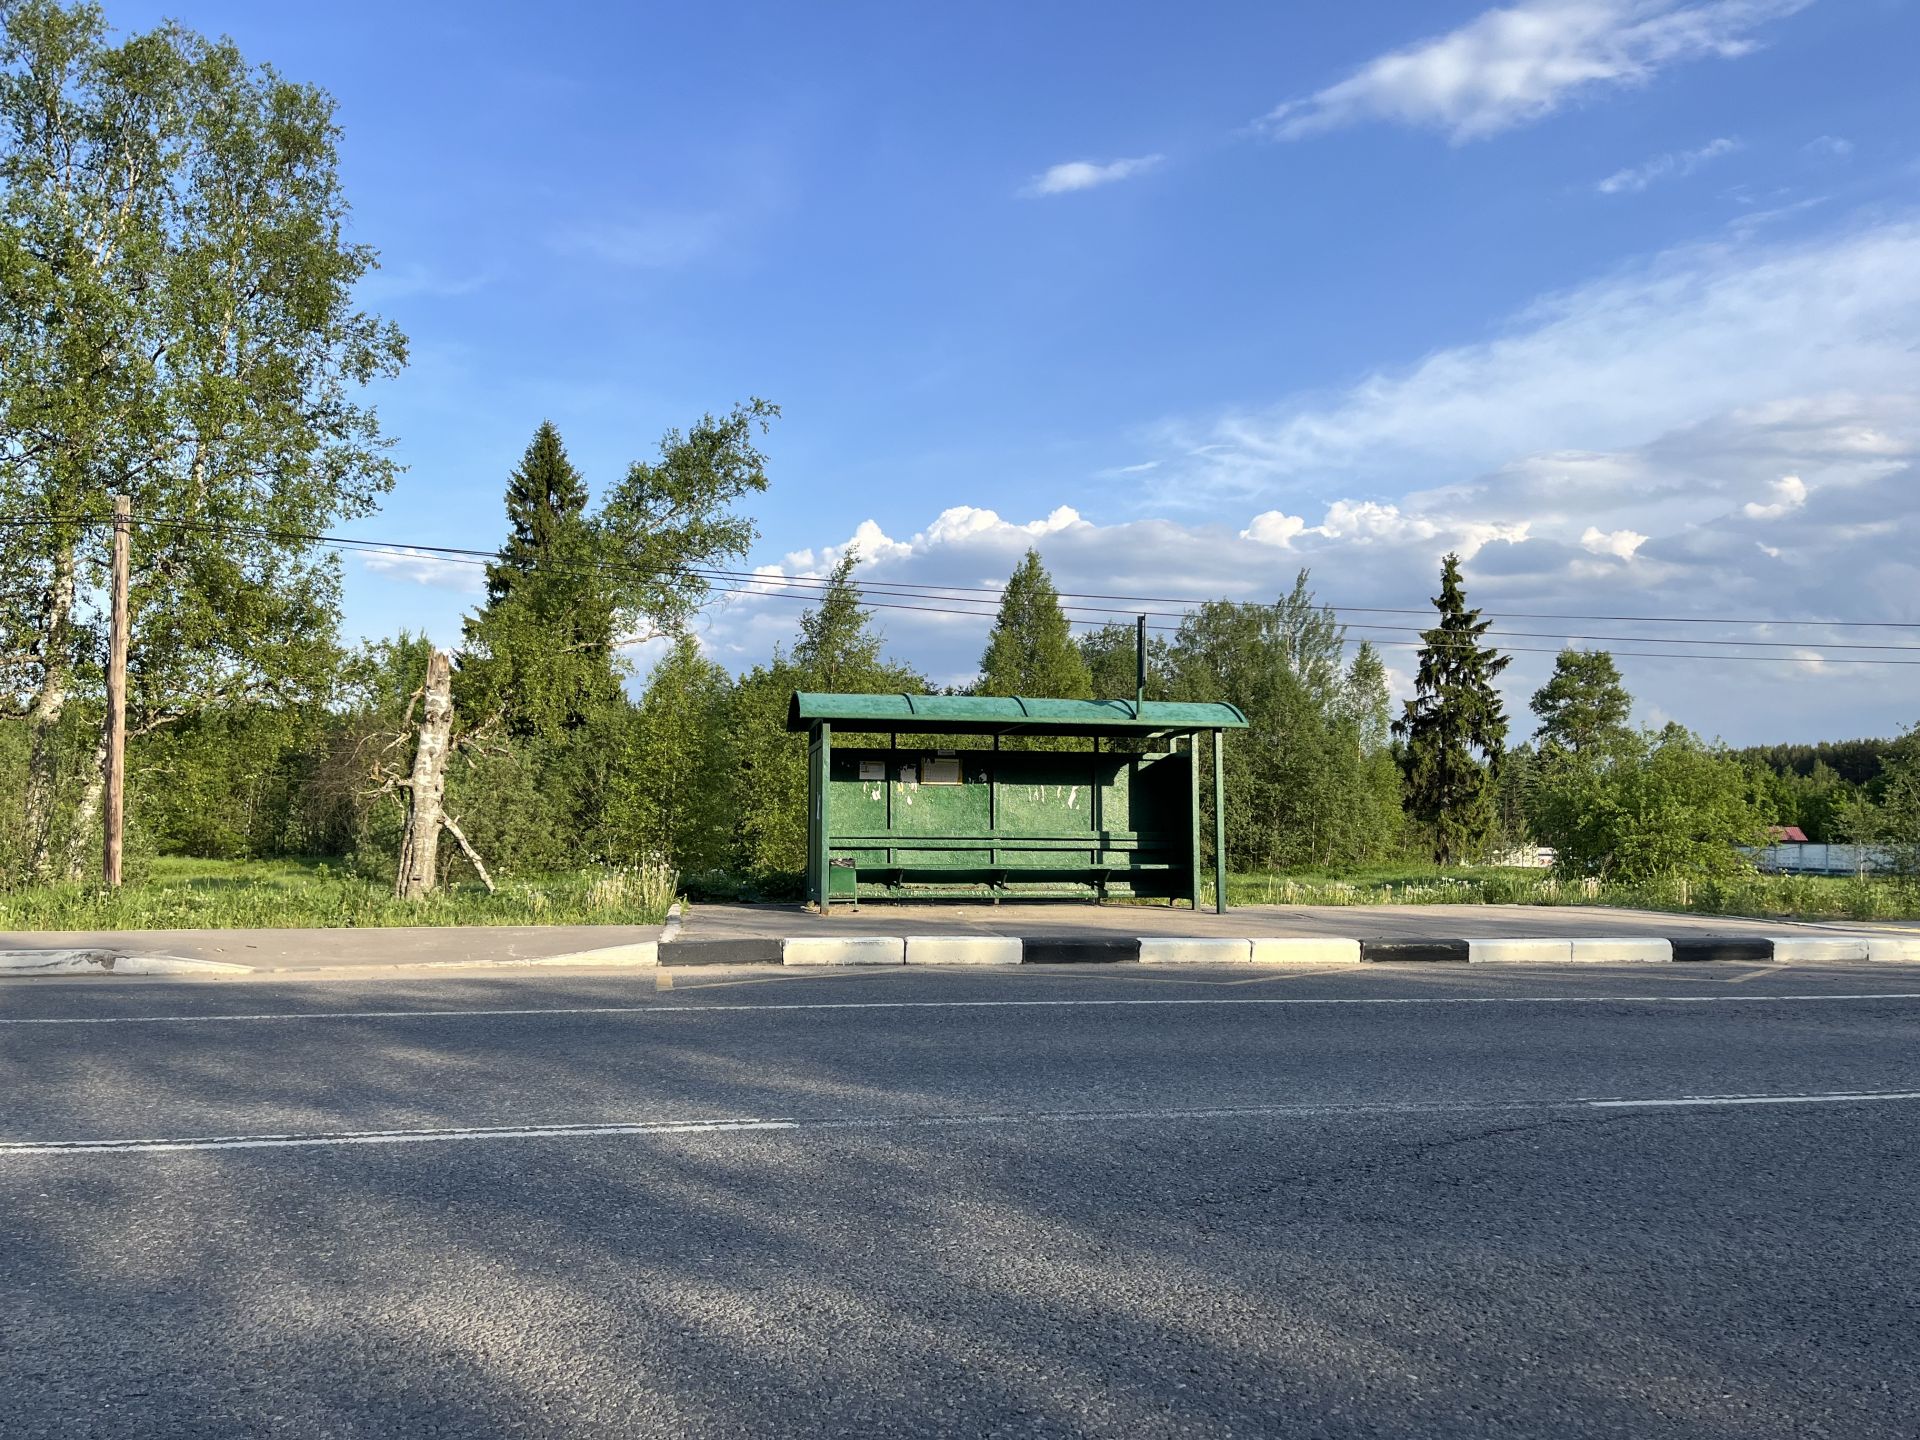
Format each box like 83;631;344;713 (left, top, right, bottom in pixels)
6;990;1920;1026
1590;1090;1920;1109
7;1090;1920;1158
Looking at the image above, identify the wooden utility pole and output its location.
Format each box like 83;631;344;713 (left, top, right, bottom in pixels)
103;494;130;888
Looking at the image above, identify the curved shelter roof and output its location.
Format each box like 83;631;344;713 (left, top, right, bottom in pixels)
787;692;1247;738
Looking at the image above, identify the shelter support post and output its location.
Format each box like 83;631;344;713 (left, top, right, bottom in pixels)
810;721;832;908
1213;727;1227;914
1188;731;1202;910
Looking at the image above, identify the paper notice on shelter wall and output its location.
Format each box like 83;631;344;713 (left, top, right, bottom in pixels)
898;766;917;786
858;760;885;781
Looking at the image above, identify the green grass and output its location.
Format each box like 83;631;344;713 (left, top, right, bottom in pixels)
0;856;675;932
1218;866;1920;921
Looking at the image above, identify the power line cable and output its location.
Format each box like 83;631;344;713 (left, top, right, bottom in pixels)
46;510;1920;666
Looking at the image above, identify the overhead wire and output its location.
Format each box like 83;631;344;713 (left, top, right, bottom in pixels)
13;510;1920;666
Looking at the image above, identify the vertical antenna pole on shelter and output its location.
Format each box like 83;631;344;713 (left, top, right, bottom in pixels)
1135;614;1146;712
103;494;130;888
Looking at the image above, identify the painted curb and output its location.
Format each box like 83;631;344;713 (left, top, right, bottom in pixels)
649;930;1917;968
782;936;906;966
1360;939;1470;964
904;936;1023;966
1568;938;1673;963
658;938;782;966
1467;938;1574;964
0;950;253;976
1669;935;1774;963
1768;936;1871;964
1250;937;1364;965
416;941;659;970
1019;936;1140;964
1139;938;1253;965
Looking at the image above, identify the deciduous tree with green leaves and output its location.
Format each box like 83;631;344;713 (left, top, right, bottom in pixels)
1170;575;1401;869
1530;723;1768;882
1394;553;1510;864
1;0;406;879
726;552;922;878
604;636;734;876
1078;620;1171;702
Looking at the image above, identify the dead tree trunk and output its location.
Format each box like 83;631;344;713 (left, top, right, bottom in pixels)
394;649;456;900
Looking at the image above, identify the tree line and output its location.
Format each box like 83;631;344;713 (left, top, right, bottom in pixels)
12;404;1915;897
4;1;1914;901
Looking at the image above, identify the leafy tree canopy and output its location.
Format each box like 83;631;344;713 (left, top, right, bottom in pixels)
1530;723;1768;883
1;0;407;876
1531;648;1632;756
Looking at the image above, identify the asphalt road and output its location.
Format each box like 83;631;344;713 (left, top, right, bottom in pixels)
5;963;1920;1438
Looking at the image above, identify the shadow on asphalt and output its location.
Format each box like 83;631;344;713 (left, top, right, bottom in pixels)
4;971;1918;1437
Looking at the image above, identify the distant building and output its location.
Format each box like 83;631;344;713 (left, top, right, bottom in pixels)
1766;825;1810;843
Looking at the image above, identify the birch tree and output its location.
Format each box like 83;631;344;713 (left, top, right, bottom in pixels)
0;1;404;879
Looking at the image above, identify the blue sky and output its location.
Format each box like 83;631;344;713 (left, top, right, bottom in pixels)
119;0;1920;742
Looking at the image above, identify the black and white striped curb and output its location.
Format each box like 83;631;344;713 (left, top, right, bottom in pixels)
654;933;1920;967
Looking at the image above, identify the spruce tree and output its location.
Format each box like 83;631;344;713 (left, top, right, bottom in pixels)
488;422;594;606
458;422;620;740
1394;553;1510;864
980;550;1093;698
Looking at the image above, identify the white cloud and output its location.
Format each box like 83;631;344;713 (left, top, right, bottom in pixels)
1150;217;1920;504
1742;473;1808;518
1580;525;1649;557
1240;510;1308;546
1596;136;1740;193
358;549;485;594
1239;500;1531;556
1022;154;1163;197
1261;0;1810;143
1803;135;1853;159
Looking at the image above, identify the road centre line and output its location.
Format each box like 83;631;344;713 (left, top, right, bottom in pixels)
6;1091;1920;1157
5;990;1920;1026
1591;1090;1920;1108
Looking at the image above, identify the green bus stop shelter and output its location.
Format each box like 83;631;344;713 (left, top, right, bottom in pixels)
786;692;1248;912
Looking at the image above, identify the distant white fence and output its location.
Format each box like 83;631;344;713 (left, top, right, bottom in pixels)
1743;843;1897;875
1487;846;1556;869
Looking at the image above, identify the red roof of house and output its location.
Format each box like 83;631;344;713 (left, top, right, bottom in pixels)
1767;825;1810;843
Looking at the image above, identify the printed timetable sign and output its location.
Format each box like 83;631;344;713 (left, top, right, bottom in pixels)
921;757;962;785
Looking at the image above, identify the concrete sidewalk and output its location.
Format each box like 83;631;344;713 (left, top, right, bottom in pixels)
0;922;665;976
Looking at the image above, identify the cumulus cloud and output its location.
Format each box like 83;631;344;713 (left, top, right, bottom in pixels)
1581;526;1650;557
1021;155;1163;197
701;213;1920;737
1240;501;1530;556
1742;473;1808;518
1261;1;1810;143
1596;136;1740;193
